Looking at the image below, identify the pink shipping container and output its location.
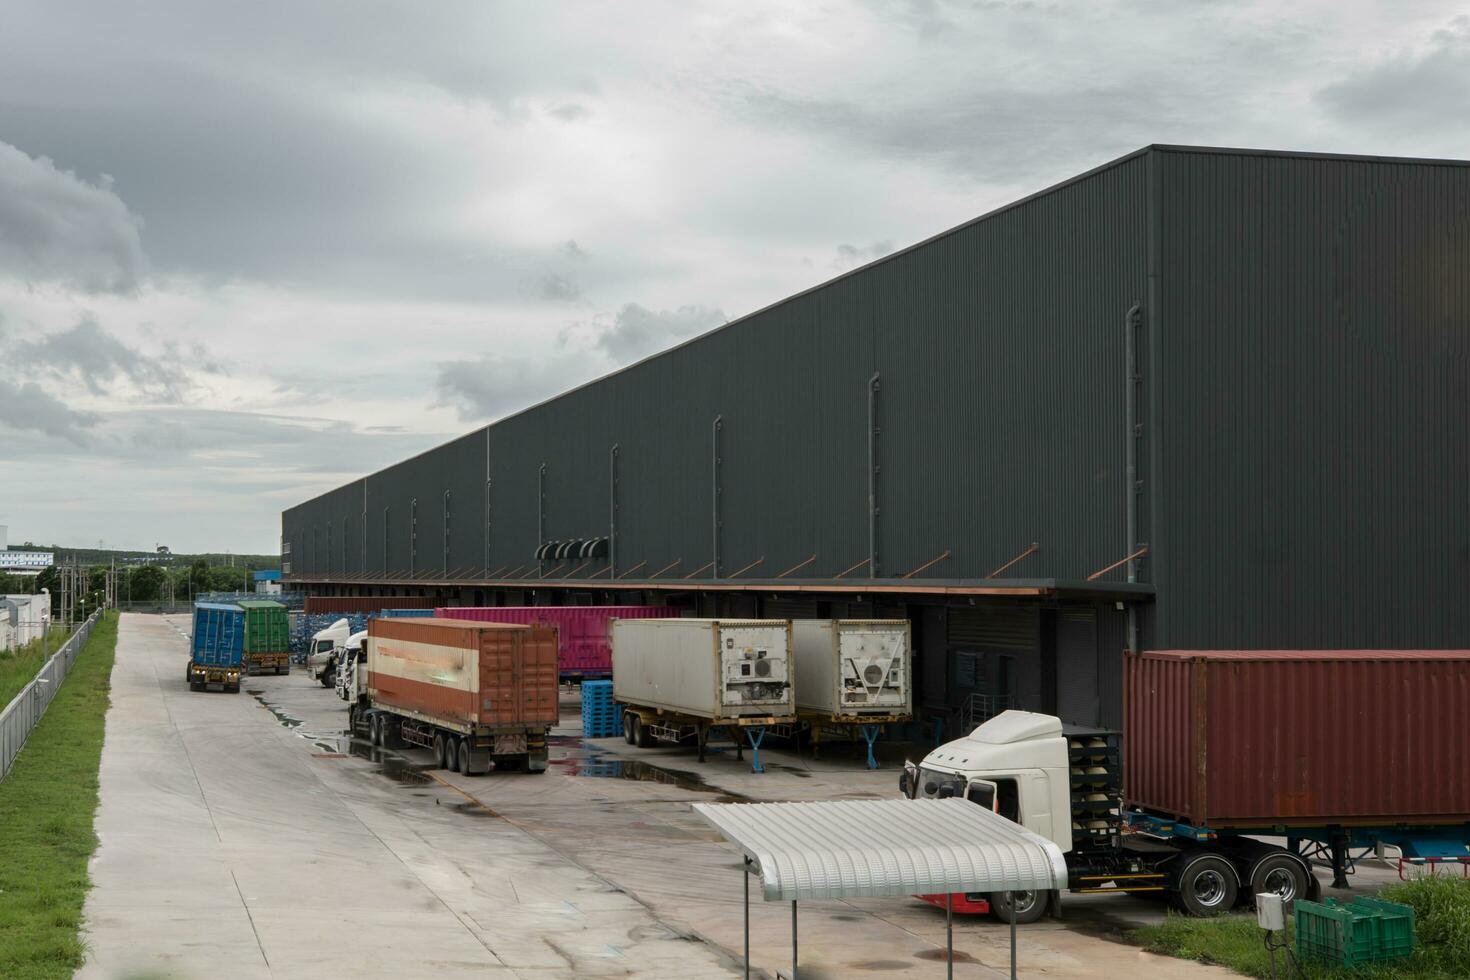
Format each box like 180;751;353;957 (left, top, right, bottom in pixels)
435;606;670;679
1125;649;1470;827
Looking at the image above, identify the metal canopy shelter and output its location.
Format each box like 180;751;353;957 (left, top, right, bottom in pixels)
694;798;1069;979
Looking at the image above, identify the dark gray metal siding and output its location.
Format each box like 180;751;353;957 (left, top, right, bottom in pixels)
283;153;1151;587
1152;148;1470;648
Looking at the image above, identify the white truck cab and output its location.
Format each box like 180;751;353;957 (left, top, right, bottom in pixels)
307;618;352;686
907;710;1076;853
335;631;368;702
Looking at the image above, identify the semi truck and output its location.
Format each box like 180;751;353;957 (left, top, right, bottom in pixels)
349;617;557;774
187;602;245;692
613;618;797;771
903;649;1470;922
792;619;912;769
239;599;291;675
439;605;668;680
307;618;353;686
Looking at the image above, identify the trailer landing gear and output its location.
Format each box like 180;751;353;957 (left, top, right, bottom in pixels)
745;726;768;773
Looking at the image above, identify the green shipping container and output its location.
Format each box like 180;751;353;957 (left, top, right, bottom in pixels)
239;600;290;654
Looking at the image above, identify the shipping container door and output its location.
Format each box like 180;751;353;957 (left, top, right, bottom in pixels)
1056;607;1100;726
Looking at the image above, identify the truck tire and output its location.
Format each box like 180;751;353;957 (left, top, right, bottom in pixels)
456;740;474;775
1175;855;1238;916
369;713;382;747
1249;853;1310;910
447;737;463;773
988;890;1048;924
320;670;334;688
632;714;652;749
622;712;635;744
433;733;449;769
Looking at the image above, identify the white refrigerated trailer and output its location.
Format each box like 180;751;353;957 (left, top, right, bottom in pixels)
613;618;797;771
793;619;912;769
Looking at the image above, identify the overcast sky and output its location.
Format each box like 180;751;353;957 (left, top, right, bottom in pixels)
1;1;1465;554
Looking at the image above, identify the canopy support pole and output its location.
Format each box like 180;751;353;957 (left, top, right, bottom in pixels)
1009;891;1018;980
946;891;953;979
743;857;751;980
792;900;798;979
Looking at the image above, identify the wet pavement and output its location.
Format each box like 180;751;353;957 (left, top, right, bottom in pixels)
83;613;1399;977
79;614;740;979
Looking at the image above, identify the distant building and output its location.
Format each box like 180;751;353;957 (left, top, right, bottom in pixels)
0;524;55;576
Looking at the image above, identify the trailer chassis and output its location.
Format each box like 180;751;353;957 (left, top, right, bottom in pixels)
618;704;798;772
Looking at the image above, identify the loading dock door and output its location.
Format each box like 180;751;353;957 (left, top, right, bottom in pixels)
1057;607;1099;726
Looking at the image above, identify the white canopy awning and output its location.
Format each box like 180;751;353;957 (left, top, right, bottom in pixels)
693;798;1069;902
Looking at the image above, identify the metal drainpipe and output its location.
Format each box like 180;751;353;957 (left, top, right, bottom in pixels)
868;372;881;578
537;463;547;577
712;416;723;579
1124;303;1142;651
609;444;619;578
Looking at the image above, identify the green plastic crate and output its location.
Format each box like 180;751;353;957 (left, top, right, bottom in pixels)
1294;896;1415;968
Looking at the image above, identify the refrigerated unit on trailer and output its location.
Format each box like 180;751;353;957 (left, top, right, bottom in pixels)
792;619;912;770
612;618;795;770
355;617;558;774
239;599;291;675
188;602;245;692
439;605;668;680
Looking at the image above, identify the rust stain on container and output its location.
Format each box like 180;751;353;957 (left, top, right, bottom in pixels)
1125;649;1470;826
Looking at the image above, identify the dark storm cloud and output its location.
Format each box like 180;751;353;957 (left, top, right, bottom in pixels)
1316;17;1470;133
590;303;727;361
0;141;145;292
10;317;193;401
0;378;100;444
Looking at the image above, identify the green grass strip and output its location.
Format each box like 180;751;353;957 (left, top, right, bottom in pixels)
0;611;118;980
1131;874;1470;979
0;626;76;708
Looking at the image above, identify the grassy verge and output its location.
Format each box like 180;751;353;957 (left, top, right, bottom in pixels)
0;610;118;979
0;625;76;708
1132;875;1470;979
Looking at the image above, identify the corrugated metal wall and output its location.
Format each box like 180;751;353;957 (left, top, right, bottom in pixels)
1152;148;1470;648
285;153;1149;586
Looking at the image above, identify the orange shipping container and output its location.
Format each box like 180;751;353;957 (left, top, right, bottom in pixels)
367;617;558;730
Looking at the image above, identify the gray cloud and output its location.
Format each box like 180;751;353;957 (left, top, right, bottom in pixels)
435;351;603;421
590;303;727;362
541;273;582;301
12;316;193;401
1316;17;1470;133
561;240;589;261
835;240;894;269
0;140;145;292
549;103;591;122
0;378;99;444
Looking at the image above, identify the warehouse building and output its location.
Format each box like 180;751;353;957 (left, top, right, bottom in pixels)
283;144;1470;732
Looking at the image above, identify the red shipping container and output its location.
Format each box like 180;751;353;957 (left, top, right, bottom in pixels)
367;617;557;728
436;606;668;678
1125;650;1470;827
305;596;432;614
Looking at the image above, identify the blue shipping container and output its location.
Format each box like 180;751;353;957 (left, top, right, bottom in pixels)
376;609;435;619
192;602;246;668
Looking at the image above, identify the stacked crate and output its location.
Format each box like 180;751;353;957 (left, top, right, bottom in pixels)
581;680;622;738
1068;729;1122;853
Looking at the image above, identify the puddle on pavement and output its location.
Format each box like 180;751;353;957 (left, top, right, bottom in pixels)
913;948;977;964
452;800;500;819
549;743;750;802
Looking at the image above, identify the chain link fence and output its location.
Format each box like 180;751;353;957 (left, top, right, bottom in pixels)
0;610;102;782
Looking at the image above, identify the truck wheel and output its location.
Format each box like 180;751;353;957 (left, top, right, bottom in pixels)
320;671;333;688
456;740;474;775
369;713;382;747
447;737;463;773
632;715;651;749
433;733;449;769
1249;854;1310;910
988;890;1048;924
622;712;635;744
1175;856;1238;916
